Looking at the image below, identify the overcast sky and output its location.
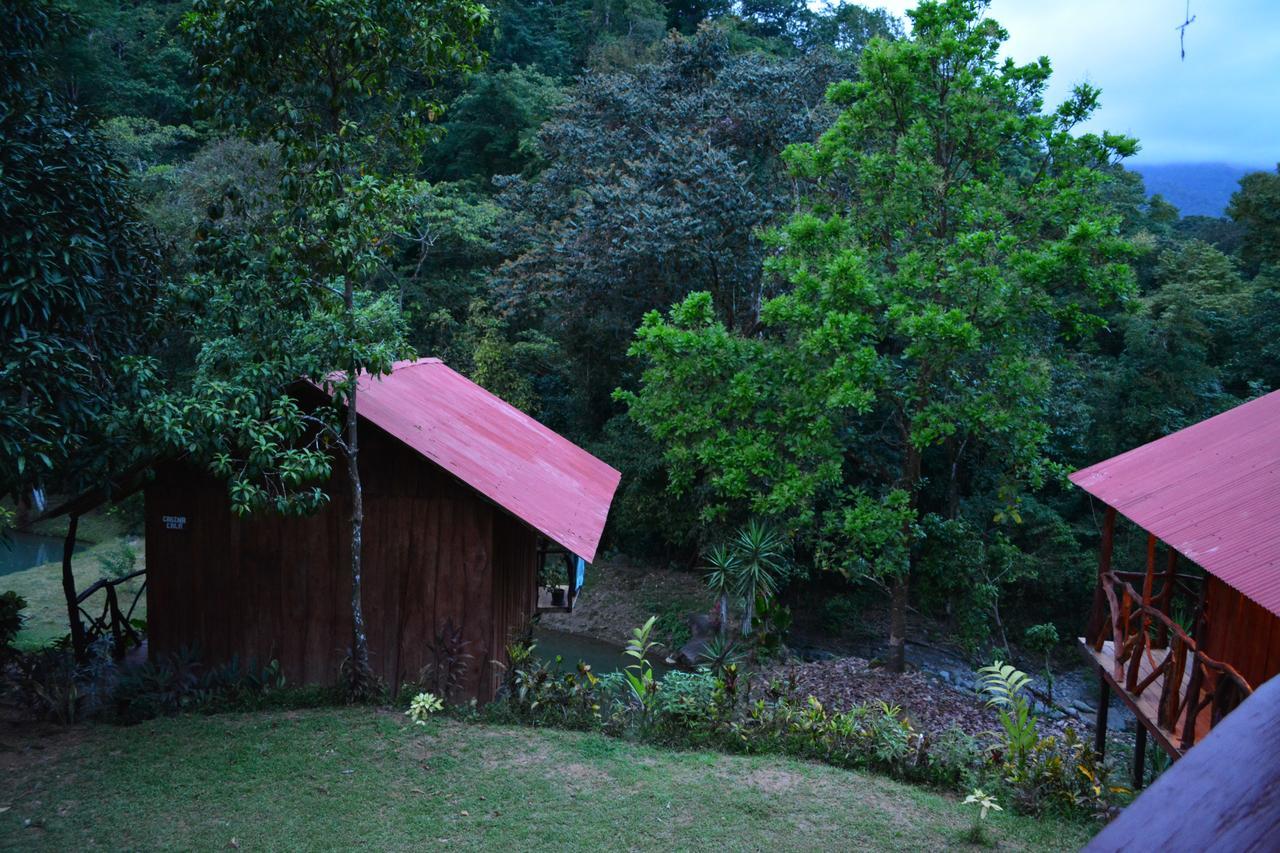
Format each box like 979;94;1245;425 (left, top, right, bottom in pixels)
862;1;1280;166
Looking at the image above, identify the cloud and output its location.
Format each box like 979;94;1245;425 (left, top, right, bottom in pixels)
855;1;1279;165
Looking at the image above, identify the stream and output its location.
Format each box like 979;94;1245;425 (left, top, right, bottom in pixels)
0;532;84;577
531;625;671;677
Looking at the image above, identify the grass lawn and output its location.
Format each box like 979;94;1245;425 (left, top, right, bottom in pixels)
3;509;145;649
0;708;1095;851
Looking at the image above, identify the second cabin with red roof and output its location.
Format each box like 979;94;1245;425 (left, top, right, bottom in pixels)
143;358;621;701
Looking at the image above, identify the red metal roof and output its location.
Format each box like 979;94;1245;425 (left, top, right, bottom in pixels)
351;359;620;562
1070;390;1280;618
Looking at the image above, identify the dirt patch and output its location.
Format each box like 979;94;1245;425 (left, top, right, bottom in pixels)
743;767;804;793
761;657;998;739
539;557;711;649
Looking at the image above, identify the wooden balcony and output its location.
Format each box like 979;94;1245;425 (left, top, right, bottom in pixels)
1082;567;1253;758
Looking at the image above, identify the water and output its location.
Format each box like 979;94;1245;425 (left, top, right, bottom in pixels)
0;532;85;577
531;625;671;677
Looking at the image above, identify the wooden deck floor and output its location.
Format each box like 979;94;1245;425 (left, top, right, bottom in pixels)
1079;638;1210;756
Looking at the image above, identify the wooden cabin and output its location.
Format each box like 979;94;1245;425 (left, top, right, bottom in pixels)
1071;390;1280;784
144;358;620;701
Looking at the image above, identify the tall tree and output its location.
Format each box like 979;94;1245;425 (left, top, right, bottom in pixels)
1227;165;1280;277
1;0;158;517
623;0;1136;670
169;0;488;695
496;28;858;431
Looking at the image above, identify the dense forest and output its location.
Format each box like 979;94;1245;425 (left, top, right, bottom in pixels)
4;0;1279;670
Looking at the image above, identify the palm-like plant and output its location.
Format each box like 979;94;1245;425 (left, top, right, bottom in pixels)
702;544;739;639
731;520;788;636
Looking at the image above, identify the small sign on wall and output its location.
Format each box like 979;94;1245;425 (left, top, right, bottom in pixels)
163;514;187;530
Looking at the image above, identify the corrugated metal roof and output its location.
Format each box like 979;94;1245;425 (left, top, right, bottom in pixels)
350;358;620;562
1070;390;1280;618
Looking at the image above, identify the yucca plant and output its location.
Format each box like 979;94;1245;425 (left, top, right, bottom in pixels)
731;520;789;636
701;544;739;639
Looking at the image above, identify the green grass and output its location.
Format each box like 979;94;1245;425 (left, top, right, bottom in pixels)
3;509;145;649
0;708;1094;851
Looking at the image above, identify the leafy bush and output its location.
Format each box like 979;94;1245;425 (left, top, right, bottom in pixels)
111;649;286;723
8;639;117;724
489;623;1123;820
0;590;26;660
421;618;472;703
99;542;139;580
978;661;1037;768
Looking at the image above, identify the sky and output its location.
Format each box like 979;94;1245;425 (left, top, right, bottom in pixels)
863;1;1280;166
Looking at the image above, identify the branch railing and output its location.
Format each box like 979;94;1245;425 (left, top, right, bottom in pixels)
76;569;146;658
1090;570;1252;751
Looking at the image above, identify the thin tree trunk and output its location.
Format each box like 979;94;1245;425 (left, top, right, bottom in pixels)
886;574;909;673
886;438;922;674
717;592;729;640
345;271;371;694
62;513;86;664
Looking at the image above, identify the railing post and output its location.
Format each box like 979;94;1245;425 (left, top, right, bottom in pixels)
1087;507;1117;642
1181;655;1205;751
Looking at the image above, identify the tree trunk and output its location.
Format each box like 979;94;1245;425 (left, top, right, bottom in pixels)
886;574;909;673
61;513;87;664
717;592;729;640
344;255;372;695
346;376;372;694
886;437;922;674
741;593;754;638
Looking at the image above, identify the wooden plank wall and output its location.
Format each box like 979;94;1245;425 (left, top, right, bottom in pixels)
1199;574;1280;689
145;422;540;702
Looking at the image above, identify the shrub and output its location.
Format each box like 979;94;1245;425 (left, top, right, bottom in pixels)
111;649;286;723
8;639;117;724
421;618;472;703
0;590;26;660
99;542;138;580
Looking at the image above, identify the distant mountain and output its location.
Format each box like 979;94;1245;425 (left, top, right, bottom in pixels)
1130;163;1270;217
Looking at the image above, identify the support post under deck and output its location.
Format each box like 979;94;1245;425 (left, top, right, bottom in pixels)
1133;724;1148;790
1095;674;1110;759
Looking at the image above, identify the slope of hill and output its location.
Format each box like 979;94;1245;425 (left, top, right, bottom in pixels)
1131;162;1268;217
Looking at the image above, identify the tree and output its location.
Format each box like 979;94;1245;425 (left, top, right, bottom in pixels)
623;0;1136;671
163;0;488;695
1227;165;1280;277
423;67;565;184
497;28;857;433
1;0;161;661
1;0;158;514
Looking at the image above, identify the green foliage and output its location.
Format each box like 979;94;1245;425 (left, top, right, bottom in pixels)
99;542;139;581
111;650;288;723
977;661;1036;767
425;66;566;182
503;28;857;437
622;615;661;715
0;591;27;658
1228;165;1280;276
406;691;445;724
623;0;1137;659
0;0;160;504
